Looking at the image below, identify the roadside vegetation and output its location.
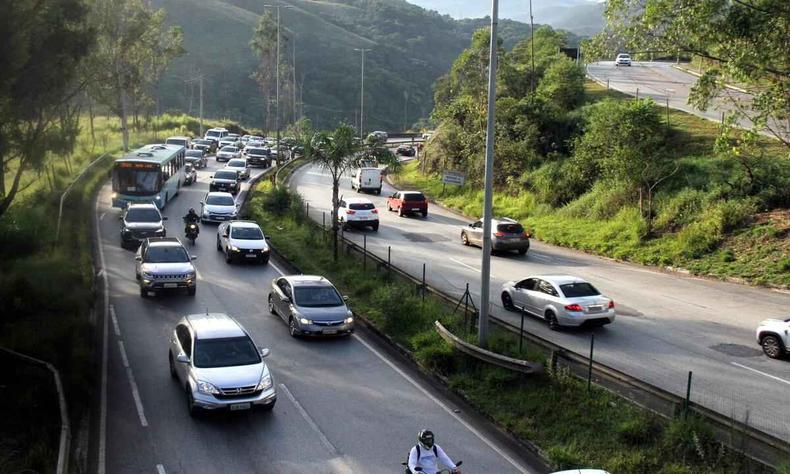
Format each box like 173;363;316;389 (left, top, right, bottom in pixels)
247;181;776;473
405;26;789;288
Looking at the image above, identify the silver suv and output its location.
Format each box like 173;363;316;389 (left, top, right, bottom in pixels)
756;317;790;359
135;238;197;297
268;275;354;337
168;313;276;416
461;217;530;255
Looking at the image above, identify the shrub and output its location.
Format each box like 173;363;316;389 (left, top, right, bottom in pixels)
261;186;293;215
525;159;588;207
675;198;756;258
662;415;716;461
547;444;585;470
653;188;708;233
617;417;663;445
411;330;457;375
560;181;634;220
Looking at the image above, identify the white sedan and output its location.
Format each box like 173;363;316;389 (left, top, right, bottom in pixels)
224;158;249;180
216;146;241;162
216;220;270;264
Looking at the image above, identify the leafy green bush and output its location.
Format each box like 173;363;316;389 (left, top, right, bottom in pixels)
653;188;709;233
560;181;634;220
617;417;663;446
662;416;716;461
411;330;457;375
547;444;585;470
675;199;756;258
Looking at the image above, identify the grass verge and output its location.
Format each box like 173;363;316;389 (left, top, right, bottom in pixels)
247;183;777;472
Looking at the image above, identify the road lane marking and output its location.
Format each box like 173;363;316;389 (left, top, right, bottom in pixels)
269;260;288;277
117;341;130;368
110;304;121;336
731;362;790;386
450;257;478;272
100;212;106;221
280;383;338;456
352;334;532;473
95;193;109;474
156;464;166;474
125;366;149;427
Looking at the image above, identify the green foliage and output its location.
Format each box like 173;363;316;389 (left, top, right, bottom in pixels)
537;58;586;111
675;199;757;259
617;417;663;446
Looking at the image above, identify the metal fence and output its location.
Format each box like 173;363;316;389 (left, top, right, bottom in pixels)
284;197;790;468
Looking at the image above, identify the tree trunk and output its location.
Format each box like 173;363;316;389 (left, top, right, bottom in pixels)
0;151;5;200
331;180;339;261
87;92;96;148
120;87;130;152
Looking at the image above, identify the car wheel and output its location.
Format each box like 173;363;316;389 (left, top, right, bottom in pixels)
186;387;199;418
260;257;269;265
216;237;222;251
387;204;392;211
501;292;515;311
461;232;469;246
761;335;785;359
518;248;528;255
140;286;148;298
422;210;428;218
372;222;379;231
260;400;276;412
169;353;177;379
187;287;196;297
288;317;298;337
225;250;233;264
546;311;560;331
398;207;403;217
268;294;277;315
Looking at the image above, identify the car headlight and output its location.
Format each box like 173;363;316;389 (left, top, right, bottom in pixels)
185;271;196;279
141;271;154;279
122;228;131;235
229;245;240;252
256;374;272;391
197;380;220;395
202;210;210;217
299;317;312;325
111;192;118;199
344;317;354;324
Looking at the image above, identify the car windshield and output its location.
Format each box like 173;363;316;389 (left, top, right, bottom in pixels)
221;146;237;152
227;159;246;167
214;171;237;180
560;282;600;298
247;148;267;155
294;286;344;307
125;208;160;223
497;223;524;234
207;131;221;138
231;226;264;240
349;202;375;210
403;193;425;201
145;245;189;263
206;195;235;206
166;139;186;146
186;150;203;157
193;336;260;368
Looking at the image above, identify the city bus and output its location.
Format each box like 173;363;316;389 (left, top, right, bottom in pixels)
111;144;186;209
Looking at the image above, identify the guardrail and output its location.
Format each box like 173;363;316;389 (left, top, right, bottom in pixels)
56;153;111;242
434;321;542;374
0;346;70;474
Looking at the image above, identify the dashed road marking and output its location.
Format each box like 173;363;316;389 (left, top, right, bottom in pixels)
110;304;121;336
732;362;790;386
280;383;338;456
156;464;166;474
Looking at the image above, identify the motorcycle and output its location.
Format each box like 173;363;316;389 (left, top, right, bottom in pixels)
184;163;197;186
183;218;200;245
402;460;462;474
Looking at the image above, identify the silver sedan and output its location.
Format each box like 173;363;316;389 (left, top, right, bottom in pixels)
501;275;615;329
268;275;354;337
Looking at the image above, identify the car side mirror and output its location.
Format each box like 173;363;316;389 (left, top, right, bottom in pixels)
282;296;291;304
191;255;198;260
176;354;190;364
343;295;349;302
134;256;142;261
259;347;270;358
209;175;213;179
162;217;168;221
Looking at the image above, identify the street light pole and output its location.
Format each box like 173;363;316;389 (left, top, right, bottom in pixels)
354;48;372;137
264;4;293;152
479;0;499;348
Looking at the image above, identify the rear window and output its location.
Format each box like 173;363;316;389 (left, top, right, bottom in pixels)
186;150;203;157
403;193;425;201
227;159;246;167
349;202;375;210
497;223;524;234
213;171;237;180
560;283;600;298
166;139;187;147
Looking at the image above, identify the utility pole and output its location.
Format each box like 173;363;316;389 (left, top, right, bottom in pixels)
292;34;297;123
479;0;499;348
354;48;372;137
184;74;205;136
529;0;535;94
264;4;293;151
403;90;408;132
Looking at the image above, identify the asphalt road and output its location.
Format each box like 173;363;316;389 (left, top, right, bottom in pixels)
291;161;790;440
586;61;789;141
93;157;545;474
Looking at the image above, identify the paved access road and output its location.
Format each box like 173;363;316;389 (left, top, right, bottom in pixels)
291;162;790;440
587;61;789;141
93;157;544;474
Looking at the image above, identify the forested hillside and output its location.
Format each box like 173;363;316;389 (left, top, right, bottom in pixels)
153;0;537;131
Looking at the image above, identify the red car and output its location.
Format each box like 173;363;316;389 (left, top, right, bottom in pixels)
387;191;428;217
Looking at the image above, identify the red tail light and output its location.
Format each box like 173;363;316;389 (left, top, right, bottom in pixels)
494;232;505;237
371;209;378;214
523;231;531;238
564;304;584;312
346;210;356;215
608;300;615;309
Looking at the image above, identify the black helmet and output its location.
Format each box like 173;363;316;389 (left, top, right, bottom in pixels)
417;429;434;449
188;208;196;214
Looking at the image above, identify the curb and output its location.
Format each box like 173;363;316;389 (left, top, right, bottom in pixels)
671;64;750;94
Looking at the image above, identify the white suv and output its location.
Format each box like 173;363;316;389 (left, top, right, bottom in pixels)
756;317;790;359
338;197;379;231
615;53;632;66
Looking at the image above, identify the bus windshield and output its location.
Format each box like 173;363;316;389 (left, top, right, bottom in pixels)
113;166;161;195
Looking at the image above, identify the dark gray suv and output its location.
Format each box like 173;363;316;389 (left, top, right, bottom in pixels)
120;203;167;249
461;217;530;255
268;275;354;337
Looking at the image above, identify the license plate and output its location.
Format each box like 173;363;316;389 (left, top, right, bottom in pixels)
229;403;251;411
588;305;603;312
245;253;257;258
411;208;420;211
163;283;178;289
323;329;338;335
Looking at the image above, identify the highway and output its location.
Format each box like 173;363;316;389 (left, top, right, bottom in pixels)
93;157;545;473
290;160;790;441
586;61;789;141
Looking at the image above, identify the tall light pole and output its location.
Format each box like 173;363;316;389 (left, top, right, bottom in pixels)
264;4;293;152
529;0;535;94
478;0;499;348
354;48;372;137
184;74;205;136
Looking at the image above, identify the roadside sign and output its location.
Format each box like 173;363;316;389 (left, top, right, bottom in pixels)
442;170;465;186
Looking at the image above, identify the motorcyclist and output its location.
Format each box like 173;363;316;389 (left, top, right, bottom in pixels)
407;430;460;474
183;208;200;234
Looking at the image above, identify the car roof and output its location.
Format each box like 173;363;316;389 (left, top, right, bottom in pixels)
401;191;424;195
166;136;190;140
207;127;228;132
126;203;159;210
145;237;182;247
343;197;375;204
185;313;247;340
228;220;261;229
528;275;588;285
284;275;334;287
206;191;234;198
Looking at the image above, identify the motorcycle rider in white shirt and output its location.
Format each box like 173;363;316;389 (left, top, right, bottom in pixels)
407;430;461;474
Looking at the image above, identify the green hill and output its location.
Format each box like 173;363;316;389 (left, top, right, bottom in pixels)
154;0;535;131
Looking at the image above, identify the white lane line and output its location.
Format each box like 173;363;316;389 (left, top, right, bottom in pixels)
449;257;478;273
125;366;149;427
269;260;288;277
731;362;790;386
279;383;338;455
110;304;121;336
95;194;109;474
117;341;130;368
100;212;106;221
352;334;532;474
156;464;166;474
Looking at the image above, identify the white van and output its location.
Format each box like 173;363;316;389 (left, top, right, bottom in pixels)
350;167;383;195
165;136;191;149
204;127;229;144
